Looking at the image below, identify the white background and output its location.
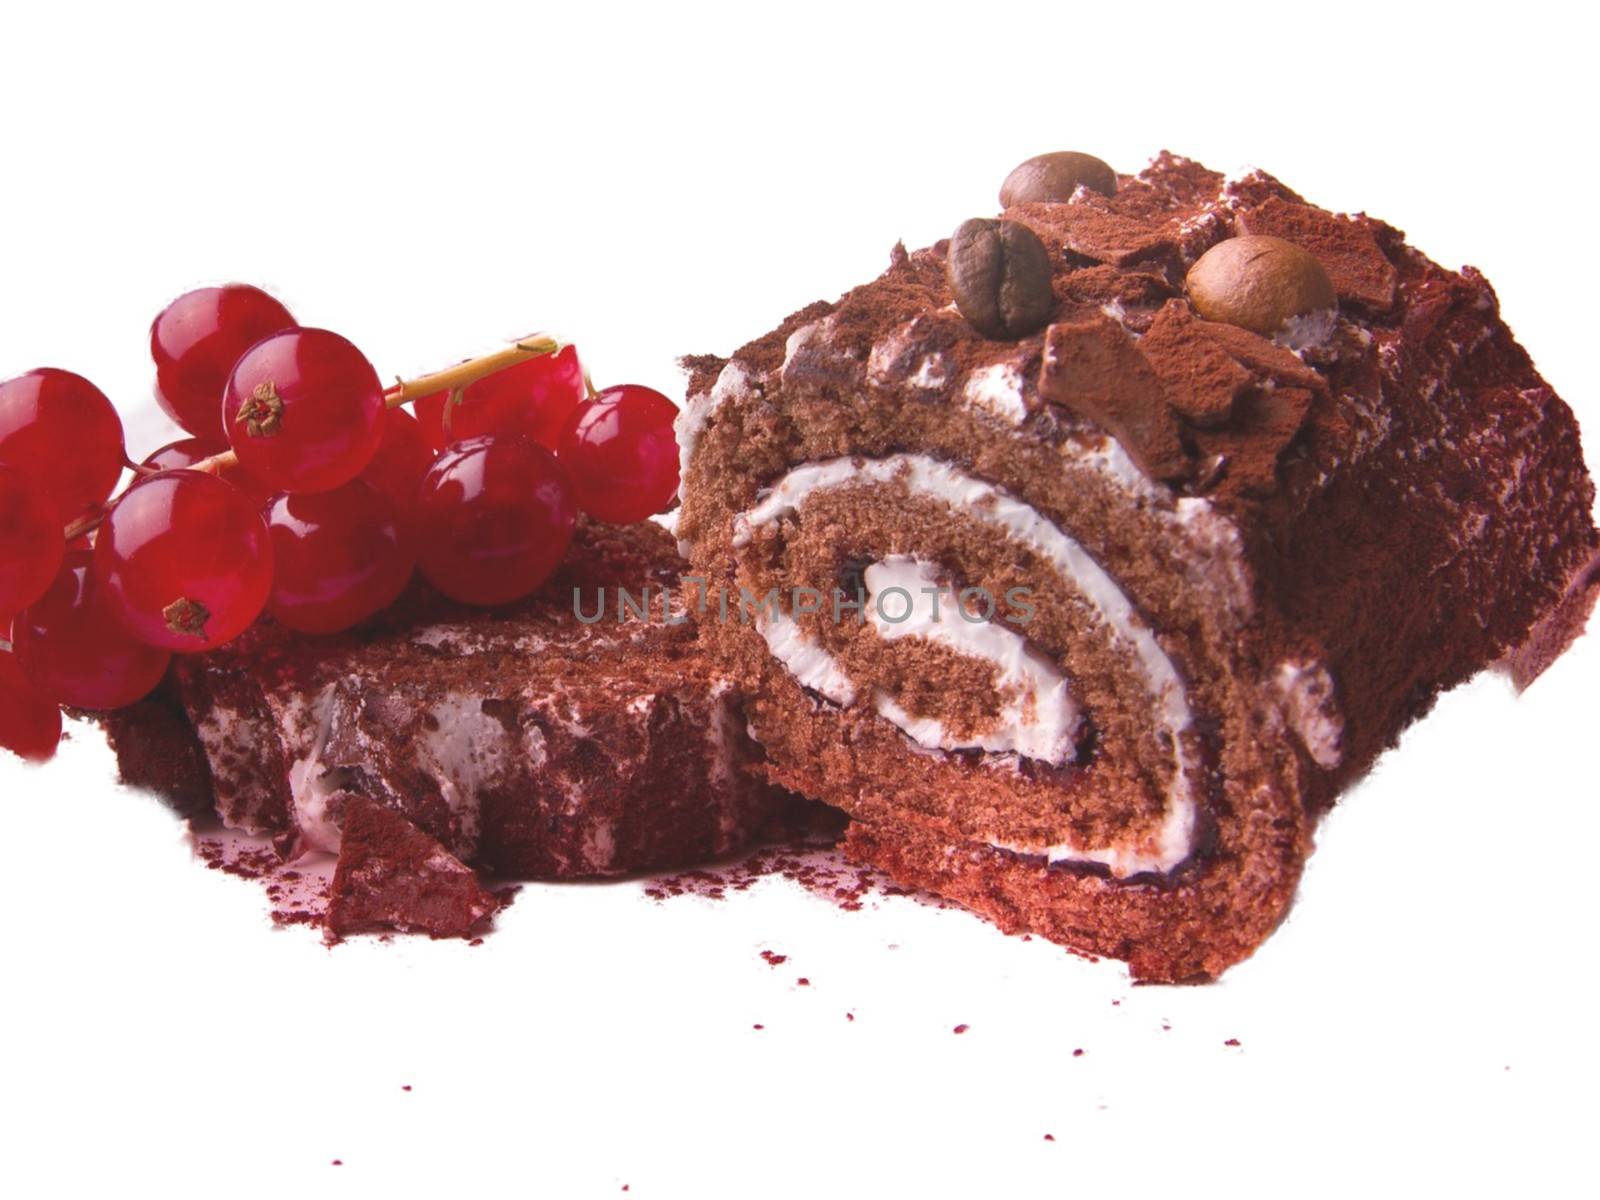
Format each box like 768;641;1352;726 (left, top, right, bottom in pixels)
2;2;1595;1196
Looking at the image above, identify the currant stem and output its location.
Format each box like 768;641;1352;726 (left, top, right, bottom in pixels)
60;334;564;542
385;335;561;407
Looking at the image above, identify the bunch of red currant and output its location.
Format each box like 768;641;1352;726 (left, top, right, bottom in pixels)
1;284;681;764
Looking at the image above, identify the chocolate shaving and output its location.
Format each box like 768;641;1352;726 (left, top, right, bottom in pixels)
1039;314;1189;481
1047;199;1184;269
1237;197;1398;312
1038;301;1327;495
1189;318;1331;396
1139;302;1252;428
1190;385;1315;498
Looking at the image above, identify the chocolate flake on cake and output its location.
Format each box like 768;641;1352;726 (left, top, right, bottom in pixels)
326;796;499;939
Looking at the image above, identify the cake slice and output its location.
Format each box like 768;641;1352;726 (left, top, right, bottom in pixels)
106;518;792;879
674;151;1598;980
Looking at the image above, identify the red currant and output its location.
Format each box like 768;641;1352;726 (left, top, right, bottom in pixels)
414;344;586;451
557;384;680;524
266;480;414;634
93;470;274;652
0;463;65;622
413;435;576;606
151;284;297;442
13;552;172;709
0;644;62;763
223;328;386;494
358;407;433;523
140;437;273;512
0;368;126;522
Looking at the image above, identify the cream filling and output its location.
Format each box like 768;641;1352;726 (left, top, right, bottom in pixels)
1273;660;1344;769
284;686;343;854
959;363;1029;426
758;608;858;706
674;360;753;504
864;556;1079;763
192;703;280;834
412;696;545;850
279;688;535;857
734;453;1199;877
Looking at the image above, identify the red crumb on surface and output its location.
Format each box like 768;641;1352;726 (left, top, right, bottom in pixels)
194;825;334;928
953;1024;969;1035
846;1012;855;1022
1073;1048;1085;1057
1044;1134;1056;1142
331;1160;343;1167
402;1085;412;1092
643;843;954;913
1224;1038;1242;1047
797;977;810;986
759;950;788;966
192;805;508;942
752;1023;765;1030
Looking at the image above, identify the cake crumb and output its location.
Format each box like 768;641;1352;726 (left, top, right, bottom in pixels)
953;1024;969;1035
1072;1048;1084;1057
646;845;948;913
759;950;787;967
1044;1134;1056;1142
846;1012;855;1022
796;977;810;987
752;1023;765;1030
402;1085;412;1092
1224;1038;1241;1047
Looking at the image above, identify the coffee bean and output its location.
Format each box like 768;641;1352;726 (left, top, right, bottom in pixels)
947;218;1054;341
999;152;1117;207
1185;235;1335;336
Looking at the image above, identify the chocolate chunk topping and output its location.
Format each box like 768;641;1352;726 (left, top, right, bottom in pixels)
1038;300;1327;494
1192;384;1315;498
1039;314;1189;481
1139;302;1252;428
1236;197;1398;312
999;152;1117;207
947;218;1055;341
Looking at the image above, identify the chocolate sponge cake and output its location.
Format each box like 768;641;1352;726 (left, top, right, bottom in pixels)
108;518;790;880
674;151;1599;980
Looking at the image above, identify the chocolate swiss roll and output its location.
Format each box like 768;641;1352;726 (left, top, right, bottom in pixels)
674;152;1599;980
